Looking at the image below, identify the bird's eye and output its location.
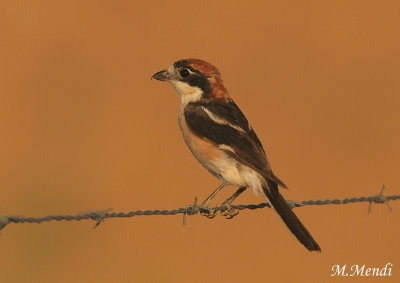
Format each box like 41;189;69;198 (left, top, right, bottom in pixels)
179;68;190;78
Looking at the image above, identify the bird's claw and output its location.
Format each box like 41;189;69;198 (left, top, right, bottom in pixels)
220;202;239;219
199;206;217;219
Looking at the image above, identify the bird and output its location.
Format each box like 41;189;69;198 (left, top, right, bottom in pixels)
152;58;321;252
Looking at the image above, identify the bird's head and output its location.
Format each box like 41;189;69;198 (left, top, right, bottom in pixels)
152;59;230;104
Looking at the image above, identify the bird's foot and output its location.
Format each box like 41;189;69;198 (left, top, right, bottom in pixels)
199;205;217;219
220;201;239;219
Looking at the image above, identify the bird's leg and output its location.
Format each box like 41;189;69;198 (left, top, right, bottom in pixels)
221;186;247;219
200;182;226;218
201;182;226;206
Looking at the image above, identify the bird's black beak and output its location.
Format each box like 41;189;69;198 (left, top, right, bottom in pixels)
151;70;171;81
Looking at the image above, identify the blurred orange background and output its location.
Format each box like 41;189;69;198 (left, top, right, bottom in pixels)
1;1;399;282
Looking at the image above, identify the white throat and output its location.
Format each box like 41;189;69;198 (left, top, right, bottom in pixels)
171;80;203;105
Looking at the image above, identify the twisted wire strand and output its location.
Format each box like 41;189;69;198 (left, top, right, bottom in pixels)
0;185;397;232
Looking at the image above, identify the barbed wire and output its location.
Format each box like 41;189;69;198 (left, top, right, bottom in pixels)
0;185;397;232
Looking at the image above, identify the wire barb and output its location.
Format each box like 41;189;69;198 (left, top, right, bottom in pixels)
0;185;398;233
77;208;114;228
368;185;392;213
286;200;304;209
0;208;9;235
183;197;200;226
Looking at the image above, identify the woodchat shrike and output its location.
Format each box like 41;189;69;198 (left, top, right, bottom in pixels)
152;59;320;252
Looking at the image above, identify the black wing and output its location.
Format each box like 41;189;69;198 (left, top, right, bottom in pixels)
184;101;287;188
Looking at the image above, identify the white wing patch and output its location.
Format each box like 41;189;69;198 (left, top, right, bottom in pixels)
201;107;246;133
219;144;236;153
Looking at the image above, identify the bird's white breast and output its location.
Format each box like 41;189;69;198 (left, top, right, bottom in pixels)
177;106;265;196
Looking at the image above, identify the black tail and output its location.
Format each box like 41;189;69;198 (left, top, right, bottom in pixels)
263;180;321;252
